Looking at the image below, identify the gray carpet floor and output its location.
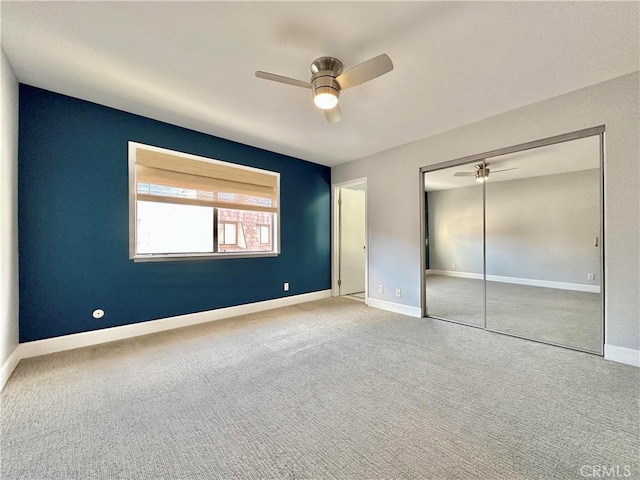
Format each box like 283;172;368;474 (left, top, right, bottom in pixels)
426;275;602;354
2;298;637;479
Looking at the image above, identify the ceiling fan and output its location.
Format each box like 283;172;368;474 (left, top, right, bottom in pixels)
453;163;518;183
255;54;393;124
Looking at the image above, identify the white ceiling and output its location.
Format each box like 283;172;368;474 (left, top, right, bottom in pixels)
424;134;601;192
2;1;638;167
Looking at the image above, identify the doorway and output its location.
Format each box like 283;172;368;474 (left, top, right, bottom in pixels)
420;127;605;355
333;179;367;301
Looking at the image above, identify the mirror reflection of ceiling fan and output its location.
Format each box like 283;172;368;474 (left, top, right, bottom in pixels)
255;54;393;124
453;163;519;183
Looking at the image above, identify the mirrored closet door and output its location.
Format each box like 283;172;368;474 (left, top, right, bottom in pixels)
484;136;602;353
422;129;603;354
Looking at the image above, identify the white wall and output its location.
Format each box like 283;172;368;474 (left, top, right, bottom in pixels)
428;169;601;286
332;72;639;352
428;185;484;275
0;48;20;369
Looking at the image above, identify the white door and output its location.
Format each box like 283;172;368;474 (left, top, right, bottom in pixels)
339;187;366;295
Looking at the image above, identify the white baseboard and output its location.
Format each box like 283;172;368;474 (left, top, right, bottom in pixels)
427;269;483;280
15;290;331;362
0;346;21;391
604;344;640;367
366;298;422;318
427;269;600;293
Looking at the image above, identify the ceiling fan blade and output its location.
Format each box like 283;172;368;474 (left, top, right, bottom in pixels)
255;71;312;89
491;167;519;173
453;172;476;177
324;104;342;124
336;54;393;90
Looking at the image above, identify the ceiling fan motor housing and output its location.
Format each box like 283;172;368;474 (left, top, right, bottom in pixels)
311;57;343;105
475;164;490;181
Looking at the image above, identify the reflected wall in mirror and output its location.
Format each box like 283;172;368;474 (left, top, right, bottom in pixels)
422;132;603;354
484;136;602;353
424;162;485;327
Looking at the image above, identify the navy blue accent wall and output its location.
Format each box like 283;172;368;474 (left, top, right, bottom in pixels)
18;85;331;342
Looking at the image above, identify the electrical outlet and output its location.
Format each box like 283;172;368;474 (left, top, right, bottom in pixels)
452;262;456;268
395;288;401;297
587;273;595;281
378;285;384;294
283;282;289;291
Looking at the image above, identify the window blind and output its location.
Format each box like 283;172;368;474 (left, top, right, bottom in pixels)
134;147;278;213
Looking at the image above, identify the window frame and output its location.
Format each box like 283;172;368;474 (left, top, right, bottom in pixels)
129;142;280;262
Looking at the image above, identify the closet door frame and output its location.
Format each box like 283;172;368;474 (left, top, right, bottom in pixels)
419;125;605;355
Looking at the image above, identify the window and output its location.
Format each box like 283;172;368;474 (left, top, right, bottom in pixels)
258;224;271;244
129;142;279;260
219;223;237;245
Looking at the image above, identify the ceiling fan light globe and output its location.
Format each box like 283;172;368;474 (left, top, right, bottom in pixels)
314;91;339;110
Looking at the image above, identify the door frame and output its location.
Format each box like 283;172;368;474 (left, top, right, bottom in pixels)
419;125;606;355
332;178;368;299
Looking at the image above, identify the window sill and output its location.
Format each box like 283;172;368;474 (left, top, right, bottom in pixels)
132;252;279;262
